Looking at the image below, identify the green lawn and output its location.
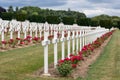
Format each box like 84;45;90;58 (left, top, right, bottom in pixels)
0;30;120;80
77;30;120;80
0;39;74;80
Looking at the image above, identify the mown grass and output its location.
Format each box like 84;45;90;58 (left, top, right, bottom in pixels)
77;30;120;80
0;37;78;80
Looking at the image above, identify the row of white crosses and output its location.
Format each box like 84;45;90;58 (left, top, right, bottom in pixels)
38;23;44;39
41;22;110;76
0;19;45;42
0;18;101;45
15;21;21;40
21;20;29;39
42;23;78;76
85;27;109;44
0;18;109;44
0;20;9;47
29;22;38;38
9;20;18;39
0;18;109;76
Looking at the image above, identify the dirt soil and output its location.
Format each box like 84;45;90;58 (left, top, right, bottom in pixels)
32;36;112;79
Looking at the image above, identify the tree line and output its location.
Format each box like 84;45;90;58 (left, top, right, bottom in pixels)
0;6;120;29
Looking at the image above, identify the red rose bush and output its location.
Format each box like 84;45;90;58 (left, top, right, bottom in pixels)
57;30;114;76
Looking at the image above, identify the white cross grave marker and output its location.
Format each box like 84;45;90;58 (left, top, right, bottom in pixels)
60;23;65;60
67;25;71;58
42;22;50;76
52;25;59;68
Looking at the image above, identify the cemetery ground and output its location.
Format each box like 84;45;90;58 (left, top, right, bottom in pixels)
0;30;120;80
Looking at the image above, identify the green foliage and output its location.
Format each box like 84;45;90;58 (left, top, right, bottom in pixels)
0;6;86;25
77;18;91;26
19;6;86;18
19;6;41;16
116;21;120;29
100;19;112;29
27;15;46;23
0;12;14;20
8;6;14;13
20;10;27;14
91;14;120;29
15;13;27;21
46;16;61;24
15;7;19;12
57;61;72;76
62;17;75;25
31;12;39;16
112;20;118;27
90;19;99;27
92;14;111;20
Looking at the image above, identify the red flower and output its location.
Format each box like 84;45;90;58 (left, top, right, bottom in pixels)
64;30;66;33
1;41;7;44
64;58;70;61
33;37;39;41
48;35;54;39
58;60;64;63
64;33;68;37
82;47;87;51
57;33;61;37
10;39;14;42
70;55;83;63
69;54;74;57
16;38;21;40
20;41;24;44
27;40;31;43
24;38;27;41
26;35;32;39
72;64;77;68
79;51;82;55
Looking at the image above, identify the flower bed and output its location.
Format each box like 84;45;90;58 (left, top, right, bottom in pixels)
0;35;43;50
56;30;115;77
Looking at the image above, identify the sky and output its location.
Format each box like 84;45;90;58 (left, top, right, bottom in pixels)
0;0;120;17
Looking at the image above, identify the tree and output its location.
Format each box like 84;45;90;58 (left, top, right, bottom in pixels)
8;6;14;13
20;10;27;14
77;18;91;26
112;19;118;27
62;17;75;25
15;6;19;12
27;15;46;23
90;19;99;27
31;12;39;16
46;16;61;24
100;19;112;29
68;8;71;12
116;21;120;29
0;6;87;23
0;12;14;20
19;6;41;16
15;13;27;21
92;14;111;20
